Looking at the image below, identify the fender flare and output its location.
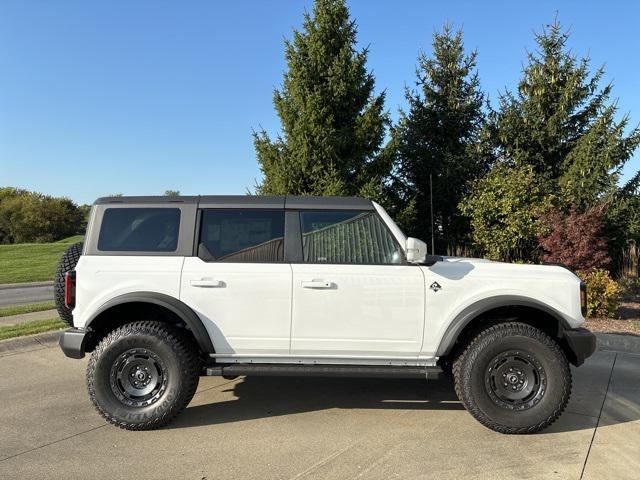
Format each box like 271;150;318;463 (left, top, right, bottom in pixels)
86;292;215;354
435;295;571;357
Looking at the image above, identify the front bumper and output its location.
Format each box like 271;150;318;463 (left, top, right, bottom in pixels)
59;328;88;359
563;328;597;366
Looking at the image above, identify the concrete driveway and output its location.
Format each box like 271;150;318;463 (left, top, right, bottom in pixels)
0;339;638;480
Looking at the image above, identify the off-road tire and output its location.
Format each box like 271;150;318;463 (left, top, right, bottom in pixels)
54;242;83;326
87;321;201;430
453;322;571;434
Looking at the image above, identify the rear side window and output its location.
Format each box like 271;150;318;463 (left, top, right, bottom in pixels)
198;209;285;262
301;210;403;264
98;208;181;252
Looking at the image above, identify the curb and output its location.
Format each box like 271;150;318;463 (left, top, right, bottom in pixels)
0;330;61;356
0;281;54;290
596;332;640;355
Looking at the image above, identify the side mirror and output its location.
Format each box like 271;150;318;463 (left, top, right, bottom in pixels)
405;237;427;263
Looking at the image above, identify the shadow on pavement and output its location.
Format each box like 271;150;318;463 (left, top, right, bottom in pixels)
172;376;462;429
171;356;639;434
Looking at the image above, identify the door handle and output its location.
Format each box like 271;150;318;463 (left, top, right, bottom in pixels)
301;280;334;289
190;279;224;288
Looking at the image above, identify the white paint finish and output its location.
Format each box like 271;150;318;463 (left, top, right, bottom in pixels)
290;263;425;356
419;257;585;355
180;258;292;355
75;203;587;367
73;255;184;328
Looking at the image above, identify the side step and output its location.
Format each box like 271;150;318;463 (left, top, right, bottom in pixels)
205;364;443;380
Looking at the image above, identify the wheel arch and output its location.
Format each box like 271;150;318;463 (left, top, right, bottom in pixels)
84;292;214;355
435;295;572;358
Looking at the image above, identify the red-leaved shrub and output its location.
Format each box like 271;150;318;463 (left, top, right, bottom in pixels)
538;204;611;272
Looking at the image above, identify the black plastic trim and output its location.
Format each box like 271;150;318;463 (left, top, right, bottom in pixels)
206;364;443;379
284;196;373;210
563;328;596;366
59;328;88;359
95;195;373;211
95;196;200;205
435;295;572;356
85;292;215;354
284;210;303;262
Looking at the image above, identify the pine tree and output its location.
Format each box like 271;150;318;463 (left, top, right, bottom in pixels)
388;25;488;252
489;20;640;209
254;0;388;198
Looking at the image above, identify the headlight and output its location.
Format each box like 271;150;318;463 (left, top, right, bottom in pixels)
580;282;587;317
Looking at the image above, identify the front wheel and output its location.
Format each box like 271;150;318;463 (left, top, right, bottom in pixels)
453;322;571;434
87;321;200;430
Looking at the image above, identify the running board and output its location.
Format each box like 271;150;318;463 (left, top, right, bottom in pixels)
205;364;443;380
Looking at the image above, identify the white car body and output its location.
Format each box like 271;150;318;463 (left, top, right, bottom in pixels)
71;197;584;367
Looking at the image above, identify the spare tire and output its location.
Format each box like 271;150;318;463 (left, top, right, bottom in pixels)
54;242;83;327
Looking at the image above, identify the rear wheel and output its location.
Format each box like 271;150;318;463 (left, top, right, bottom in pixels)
453;322;571;434
87;321;200;430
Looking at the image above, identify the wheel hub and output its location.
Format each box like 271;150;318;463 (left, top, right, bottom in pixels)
110;348;168;408
485;350;546;411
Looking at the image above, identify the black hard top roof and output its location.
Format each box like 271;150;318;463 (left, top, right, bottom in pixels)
94;195;374;210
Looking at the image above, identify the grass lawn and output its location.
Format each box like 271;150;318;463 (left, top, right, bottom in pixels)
0;301;56;317
0;318;65;341
0;235;83;284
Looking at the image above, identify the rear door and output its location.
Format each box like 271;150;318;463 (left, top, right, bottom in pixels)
180;208;292;356
290;210;425;358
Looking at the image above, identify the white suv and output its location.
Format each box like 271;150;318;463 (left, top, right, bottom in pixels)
57;195;595;433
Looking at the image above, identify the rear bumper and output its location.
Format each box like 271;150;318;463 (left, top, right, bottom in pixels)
563;328;597;366
59;328;87;359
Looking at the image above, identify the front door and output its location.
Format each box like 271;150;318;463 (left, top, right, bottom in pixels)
290;210;425;358
180;209;292;356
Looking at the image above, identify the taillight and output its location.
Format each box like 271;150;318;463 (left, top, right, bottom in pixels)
580;282;587;317
65;271;76;308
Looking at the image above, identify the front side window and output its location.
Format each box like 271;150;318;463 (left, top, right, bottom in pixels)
198;209;285;262
98;208;181;252
301;210;403;265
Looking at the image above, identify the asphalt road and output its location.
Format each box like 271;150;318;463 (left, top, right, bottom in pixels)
0;282;54;307
0;337;638;480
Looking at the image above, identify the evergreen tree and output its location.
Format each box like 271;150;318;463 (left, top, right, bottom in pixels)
489;20;640;209
388;25;488;252
254;0;388;198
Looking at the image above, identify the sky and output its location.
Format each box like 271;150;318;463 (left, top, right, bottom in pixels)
1;0;639;205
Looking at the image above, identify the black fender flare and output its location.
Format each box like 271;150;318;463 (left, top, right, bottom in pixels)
86;292;215;354
435;295;571;357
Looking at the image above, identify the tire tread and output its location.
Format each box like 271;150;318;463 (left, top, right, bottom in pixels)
86;321;200;431
452;321;572;434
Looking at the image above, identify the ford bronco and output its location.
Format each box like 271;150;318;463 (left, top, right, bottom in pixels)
56;195;596;433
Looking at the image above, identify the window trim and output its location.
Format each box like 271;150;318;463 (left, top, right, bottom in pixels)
196;208;287;264
294;209;408;266
84;204;197;257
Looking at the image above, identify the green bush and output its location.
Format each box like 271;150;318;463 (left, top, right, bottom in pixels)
0;187;85;244
580;269;621;318
459;164;551;262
